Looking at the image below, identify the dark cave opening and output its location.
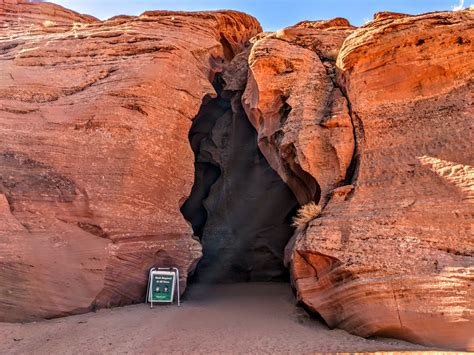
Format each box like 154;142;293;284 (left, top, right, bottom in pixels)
180;77;228;239
180;74;299;283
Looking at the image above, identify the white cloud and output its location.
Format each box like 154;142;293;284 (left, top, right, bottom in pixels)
452;0;465;11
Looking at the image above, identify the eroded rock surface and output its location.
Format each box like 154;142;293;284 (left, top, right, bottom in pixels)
0;0;261;321
242;20;355;204
288;11;474;350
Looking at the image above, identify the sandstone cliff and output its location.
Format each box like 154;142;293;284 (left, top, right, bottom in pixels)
0;0;261;321
278;11;473;351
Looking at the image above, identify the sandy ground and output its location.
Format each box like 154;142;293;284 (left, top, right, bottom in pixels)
0;283;434;354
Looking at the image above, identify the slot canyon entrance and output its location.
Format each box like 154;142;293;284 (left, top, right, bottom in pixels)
180;72;299;283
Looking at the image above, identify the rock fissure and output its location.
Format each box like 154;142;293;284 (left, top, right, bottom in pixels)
390;284;404;331
181;59;299;283
314;49;360;196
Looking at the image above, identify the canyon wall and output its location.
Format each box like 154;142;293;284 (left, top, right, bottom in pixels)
0;0;261;321
264;11;472;351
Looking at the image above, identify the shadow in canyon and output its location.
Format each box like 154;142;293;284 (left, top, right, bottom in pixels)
180;74;299;283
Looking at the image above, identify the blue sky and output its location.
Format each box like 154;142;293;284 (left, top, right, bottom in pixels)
51;0;471;30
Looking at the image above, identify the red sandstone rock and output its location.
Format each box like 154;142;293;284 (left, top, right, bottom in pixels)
1;1;473;351
242;20;355;204
0;1;260;321
0;0;98;27
288;10;474;351
294;17;353;29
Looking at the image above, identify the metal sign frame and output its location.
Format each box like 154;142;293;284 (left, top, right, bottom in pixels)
146;267;180;308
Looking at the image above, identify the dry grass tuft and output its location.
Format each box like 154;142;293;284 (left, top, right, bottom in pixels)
292;202;321;229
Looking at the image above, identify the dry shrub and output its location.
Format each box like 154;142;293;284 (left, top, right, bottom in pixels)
292;202;321;229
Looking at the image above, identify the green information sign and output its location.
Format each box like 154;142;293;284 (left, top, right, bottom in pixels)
146;268;180;307
150;272;175;302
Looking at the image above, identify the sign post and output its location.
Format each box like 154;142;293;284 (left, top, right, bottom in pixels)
146;267;180;308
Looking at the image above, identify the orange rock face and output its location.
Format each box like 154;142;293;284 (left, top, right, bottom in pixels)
242;20;355;204
287;11;474;350
0;1;260;321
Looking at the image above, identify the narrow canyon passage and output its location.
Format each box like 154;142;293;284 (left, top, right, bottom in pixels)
180;73;299;283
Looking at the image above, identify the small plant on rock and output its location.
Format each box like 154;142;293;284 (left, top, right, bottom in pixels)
292;202;321;229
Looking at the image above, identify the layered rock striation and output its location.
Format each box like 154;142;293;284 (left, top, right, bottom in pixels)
0;0;260;321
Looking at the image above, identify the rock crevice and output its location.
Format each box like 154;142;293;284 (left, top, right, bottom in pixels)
181;51;299;283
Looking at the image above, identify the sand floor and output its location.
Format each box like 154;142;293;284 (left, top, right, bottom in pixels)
0;283;435;354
